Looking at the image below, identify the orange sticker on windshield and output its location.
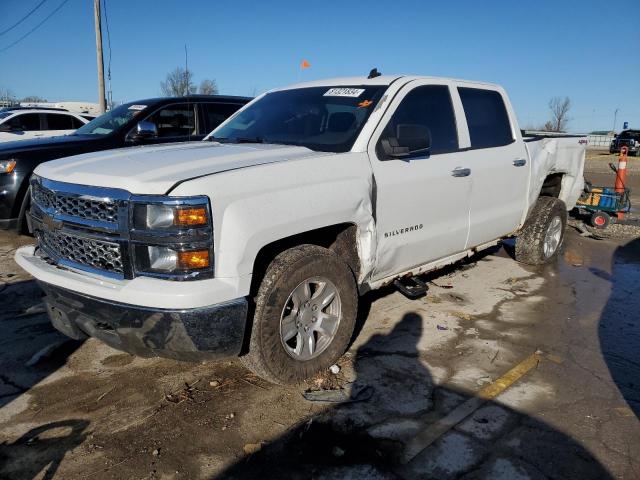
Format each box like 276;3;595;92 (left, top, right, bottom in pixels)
358;100;373;108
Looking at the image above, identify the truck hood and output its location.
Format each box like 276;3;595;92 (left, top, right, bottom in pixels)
0;134;101;158
35;141;329;194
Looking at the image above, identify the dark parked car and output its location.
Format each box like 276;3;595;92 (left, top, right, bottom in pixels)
609;129;640;155
0;95;250;231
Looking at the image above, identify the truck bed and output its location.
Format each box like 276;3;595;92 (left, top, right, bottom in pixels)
523;133;586;211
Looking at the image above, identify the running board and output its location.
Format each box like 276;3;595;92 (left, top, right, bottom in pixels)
393;276;428;299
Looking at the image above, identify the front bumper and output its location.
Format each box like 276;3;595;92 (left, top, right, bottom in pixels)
40;282;248;361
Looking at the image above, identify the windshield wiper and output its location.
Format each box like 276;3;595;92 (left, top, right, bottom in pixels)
208;136;263;144
233;136;265;144
208;136;228;142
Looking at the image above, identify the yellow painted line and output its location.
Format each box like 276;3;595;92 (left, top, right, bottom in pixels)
545;353;564;365
477;352;541;400
402;352;542;464
614;407;635;418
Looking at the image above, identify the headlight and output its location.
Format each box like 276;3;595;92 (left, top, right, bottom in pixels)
133;201;209;230
130;196;213;279
0;159;16;174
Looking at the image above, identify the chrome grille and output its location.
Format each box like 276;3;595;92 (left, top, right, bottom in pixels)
32;183;119;223
39;229;124;275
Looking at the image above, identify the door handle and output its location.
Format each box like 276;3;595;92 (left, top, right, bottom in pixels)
451;167;471;177
513;158;527;167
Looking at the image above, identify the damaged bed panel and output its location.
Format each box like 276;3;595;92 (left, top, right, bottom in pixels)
524;136;586;212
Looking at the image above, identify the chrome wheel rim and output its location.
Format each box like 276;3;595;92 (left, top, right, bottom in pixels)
543;216;562;258
279;276;342;361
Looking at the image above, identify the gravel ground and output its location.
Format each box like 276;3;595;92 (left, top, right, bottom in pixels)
585;150;640;174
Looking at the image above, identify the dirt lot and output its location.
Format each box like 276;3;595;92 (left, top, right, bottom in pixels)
1;156;639;479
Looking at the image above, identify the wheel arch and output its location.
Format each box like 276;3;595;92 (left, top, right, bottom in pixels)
249;223;361;297
539;172;564;198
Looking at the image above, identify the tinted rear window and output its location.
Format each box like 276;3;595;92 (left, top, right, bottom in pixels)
619;131;640;140
46;113;75;130
203;103;243;132
458;88;513;149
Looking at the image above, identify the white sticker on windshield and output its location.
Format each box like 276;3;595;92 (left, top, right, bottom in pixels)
128;104;147;110
323;88;365;98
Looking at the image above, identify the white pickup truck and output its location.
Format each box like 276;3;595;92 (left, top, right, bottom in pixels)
15;74;585;384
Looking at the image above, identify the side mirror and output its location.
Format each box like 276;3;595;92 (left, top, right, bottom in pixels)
132;121;158;141
613;134;618;138
380;124;431;159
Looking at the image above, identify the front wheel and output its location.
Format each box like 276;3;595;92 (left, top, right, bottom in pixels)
515;197;567;265
241;244;358;385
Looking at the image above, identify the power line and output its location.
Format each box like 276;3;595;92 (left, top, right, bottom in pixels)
102;0;112;107
0;0;48;37
0;0;70;53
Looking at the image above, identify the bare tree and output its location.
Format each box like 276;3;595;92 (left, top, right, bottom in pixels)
545;97;571;132
21;95;47;103
160;67;197;96
199;79;218;95
0;87;16;105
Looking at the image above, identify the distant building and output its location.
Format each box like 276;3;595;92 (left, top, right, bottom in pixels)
19;101;100;115
0;100;18;108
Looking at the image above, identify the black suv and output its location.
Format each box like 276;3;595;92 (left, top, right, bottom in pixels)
609;129;640;156
0;95;250;231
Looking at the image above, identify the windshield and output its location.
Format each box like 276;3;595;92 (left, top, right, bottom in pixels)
619;130;640;140
210;86;386;152
74;102;148;136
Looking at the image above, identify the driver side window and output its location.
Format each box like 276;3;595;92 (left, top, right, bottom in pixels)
145;104;197;138
377;85;458;158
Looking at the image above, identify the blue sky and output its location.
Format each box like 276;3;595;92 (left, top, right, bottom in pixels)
0;0;638;132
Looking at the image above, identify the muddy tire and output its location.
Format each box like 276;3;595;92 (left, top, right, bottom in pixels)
515;197;567;265
241;244;358;385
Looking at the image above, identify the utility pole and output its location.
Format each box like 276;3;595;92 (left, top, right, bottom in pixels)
94;0;106;113
613;108;619;133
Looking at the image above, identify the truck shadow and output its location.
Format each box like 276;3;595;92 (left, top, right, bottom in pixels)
598;237;640;417
0;279;83;409
0;419;89;480
218;312;612;479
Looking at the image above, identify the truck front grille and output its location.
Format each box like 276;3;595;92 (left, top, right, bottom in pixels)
32;183;120;224
38;229;124;275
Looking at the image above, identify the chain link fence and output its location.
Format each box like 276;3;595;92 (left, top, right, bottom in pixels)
585;134;614;150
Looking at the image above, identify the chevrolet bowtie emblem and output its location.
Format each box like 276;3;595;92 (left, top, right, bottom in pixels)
42;215;63;232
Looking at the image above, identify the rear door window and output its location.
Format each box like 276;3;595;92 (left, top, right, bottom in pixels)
70;116;85;129
146;103;197;138
45;113;75;130
8;113;41;131
458;88;513;149
203;103;243;132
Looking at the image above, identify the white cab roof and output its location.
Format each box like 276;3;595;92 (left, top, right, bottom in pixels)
274;75;501;91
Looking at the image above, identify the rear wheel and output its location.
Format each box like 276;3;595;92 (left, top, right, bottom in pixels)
515;197;567;265
590;211;610;229
241;244;357;385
